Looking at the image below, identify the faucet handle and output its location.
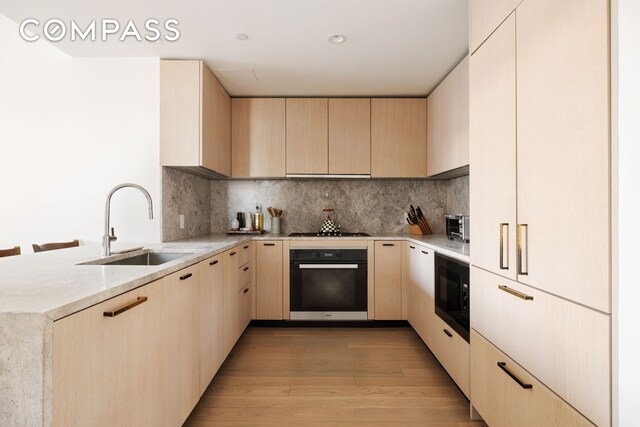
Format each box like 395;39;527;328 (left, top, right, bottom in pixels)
110;227;117;241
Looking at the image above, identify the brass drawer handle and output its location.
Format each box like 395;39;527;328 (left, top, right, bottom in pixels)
243;288;249;294
498;285;533;301
517;224;528;275
244;266;250;271
500;223;509;270
104;296;147;317
497;362;533;389
383;243;395;247
230;251;237;256
264;243;276;246
180;273;193;281
209;260;219;266
443;329;453;338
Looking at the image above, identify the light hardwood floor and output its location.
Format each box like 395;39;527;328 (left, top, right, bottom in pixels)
185;327;487;427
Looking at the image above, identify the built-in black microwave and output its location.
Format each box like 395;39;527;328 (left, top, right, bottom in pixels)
434;253;470;342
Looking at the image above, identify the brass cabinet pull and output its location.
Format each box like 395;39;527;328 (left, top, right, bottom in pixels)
180;273;192;281
409;246;416;250
382;243;395;246
497;362;533;389
209;260;219;266
498;285;533;301
421;250;429;255
517;224;528;275
243;288;249;294
499;223;509;270
103;296;147;317
243;266;249;271
264;243;275;246
443;329;453;338
230;251;237;256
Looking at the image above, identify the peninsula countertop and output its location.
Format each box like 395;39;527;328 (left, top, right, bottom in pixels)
0;233;468;321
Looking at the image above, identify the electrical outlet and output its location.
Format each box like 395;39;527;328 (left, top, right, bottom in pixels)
179;214;185;230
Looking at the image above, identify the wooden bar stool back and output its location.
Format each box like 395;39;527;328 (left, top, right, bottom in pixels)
32;240;79;253
0;246;21;258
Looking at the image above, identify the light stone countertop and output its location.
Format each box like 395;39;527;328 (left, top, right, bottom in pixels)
0;233;468;320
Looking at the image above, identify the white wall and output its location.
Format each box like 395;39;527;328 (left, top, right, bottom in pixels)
613;1;640;425
0;14;161;252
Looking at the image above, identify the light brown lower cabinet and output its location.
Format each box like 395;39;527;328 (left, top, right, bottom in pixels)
374;241;403;320
429;312;470;398
256;241;284;320
161;264;201;427
199;254;223;395
53;278;164;427
471;330;593;427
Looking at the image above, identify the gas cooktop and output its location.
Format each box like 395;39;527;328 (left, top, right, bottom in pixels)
288;232;371;237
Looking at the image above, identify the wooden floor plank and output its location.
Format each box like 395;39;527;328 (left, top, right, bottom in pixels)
186;327;486;426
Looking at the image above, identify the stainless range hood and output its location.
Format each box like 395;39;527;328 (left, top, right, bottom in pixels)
285;174;370;179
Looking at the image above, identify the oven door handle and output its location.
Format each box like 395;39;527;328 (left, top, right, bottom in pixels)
298;264;359;269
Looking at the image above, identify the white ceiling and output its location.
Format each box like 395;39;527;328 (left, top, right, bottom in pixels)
0;0;469;96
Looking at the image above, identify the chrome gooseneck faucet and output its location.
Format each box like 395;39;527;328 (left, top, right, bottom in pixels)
103;183;154;257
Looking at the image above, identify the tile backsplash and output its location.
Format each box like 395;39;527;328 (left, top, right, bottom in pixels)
162;168;470;240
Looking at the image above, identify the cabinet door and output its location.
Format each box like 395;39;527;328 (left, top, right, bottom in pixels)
256;241;284;320
199;255;223;395
371;99;427;178
430;314;470;398
374;241;403;320
471;330;593;427
202;63;231;176
232;98;286;177
441;66;461;173
223;247;241;357
470;0;522;54
459;57;470;167
328;98;371;175
160;60;201;166
469;14;517;280
406;244;418;326
53;282;164;427
426;86;442;176
162;265;201;427
286;98;328;174
416;246;435;348
238;283;253;335
515;0;610;313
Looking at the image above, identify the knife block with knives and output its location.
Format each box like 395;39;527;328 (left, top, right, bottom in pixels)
406;205;433;235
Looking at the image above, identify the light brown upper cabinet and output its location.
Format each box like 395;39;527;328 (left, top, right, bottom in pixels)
231;98;286;178
286;98;329;174
328;99;371;175
427;56;469;177
470;0;523;54
160;60;231;177
371;99;427;178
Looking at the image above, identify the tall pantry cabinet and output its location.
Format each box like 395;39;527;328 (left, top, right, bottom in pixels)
469;0;611;426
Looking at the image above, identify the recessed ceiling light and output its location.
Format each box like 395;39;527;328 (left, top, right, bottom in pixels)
328;34;347;44
236;33;249;41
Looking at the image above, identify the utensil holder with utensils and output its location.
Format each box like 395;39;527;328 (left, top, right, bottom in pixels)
406;204;433;235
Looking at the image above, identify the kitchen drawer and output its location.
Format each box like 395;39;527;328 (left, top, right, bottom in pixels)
470;330;593;427
239;262;252;288
239;242;251;266
238;282;253;334
429;313;470;398
471;267;610;426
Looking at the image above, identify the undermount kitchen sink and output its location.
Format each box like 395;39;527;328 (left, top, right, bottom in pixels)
78;249;197;266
